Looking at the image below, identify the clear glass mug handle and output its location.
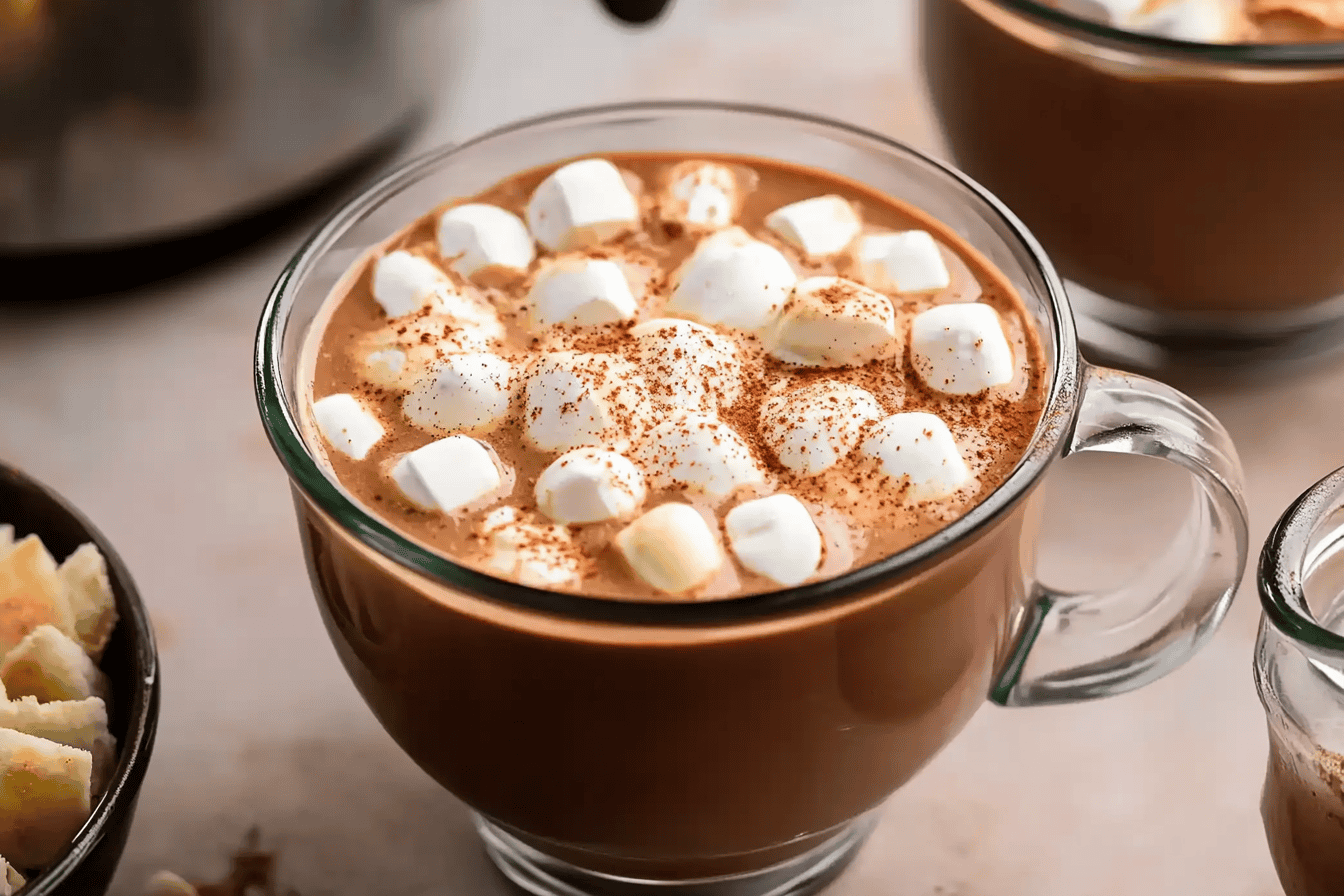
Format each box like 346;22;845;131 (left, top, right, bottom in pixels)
991;364;1250;707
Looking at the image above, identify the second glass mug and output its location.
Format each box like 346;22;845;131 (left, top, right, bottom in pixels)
920;0;1344;372
1257;467;1344;896
255;102;1250;896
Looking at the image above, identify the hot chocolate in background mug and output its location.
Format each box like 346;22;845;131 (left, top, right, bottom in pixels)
921;0;1344;373
255;102;1250;896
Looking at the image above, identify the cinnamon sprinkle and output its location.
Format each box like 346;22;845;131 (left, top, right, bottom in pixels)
303;153;1048;601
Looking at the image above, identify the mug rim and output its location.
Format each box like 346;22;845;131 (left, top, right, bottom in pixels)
253;99;1079;626
1259;466;1344;659
970;0;1344;65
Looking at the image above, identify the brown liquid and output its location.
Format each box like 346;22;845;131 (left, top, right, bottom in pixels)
296;482;1039;878
302;154;1046;599
922;0;1344;315
1262;728;1344;896
290;152;1053;880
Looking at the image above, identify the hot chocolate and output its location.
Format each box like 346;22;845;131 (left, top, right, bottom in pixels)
1262;736;1344;896
921;0;1344;365
301;154;1046;599
285;151;1049;880
257;103;1249;896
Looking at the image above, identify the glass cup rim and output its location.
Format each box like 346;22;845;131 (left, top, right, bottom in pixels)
977;0;1344;65
254;99;1079;626
1259;465;1344;658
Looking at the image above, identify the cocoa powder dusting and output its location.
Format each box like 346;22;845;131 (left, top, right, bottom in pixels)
300;153;1048;601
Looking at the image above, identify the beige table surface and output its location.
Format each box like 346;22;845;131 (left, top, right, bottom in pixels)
1;0;1338;893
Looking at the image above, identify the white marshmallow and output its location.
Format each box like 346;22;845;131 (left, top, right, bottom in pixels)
377;312;504;353
859;412;971;501
724;494;822;587
479;507;584;588
910;303;1015;396
389;435;502;513
1058;0;1237;39
855;231;952;294
437;203;536;278
634;412;765;499
369;250;505;337
313;393;384;460
360;348;408;389
765;276;898;368
352;315;502;391
615;503;723;594
665;161;738;229
759;382;884;476
628;318;743;413
402;353;514;434
1052;0;1146;25
535;448;646;524
764;195;862;258
527;257;638;330
438;291;508;340
526;158;640;252
666;227;797;331
1130;0;1236;40
523;352;649;454
388;456;437;510
371;250;454;319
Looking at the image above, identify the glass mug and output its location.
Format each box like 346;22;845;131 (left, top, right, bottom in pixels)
255;102;1250;896
920;0;1344;373
1257;466;1344;896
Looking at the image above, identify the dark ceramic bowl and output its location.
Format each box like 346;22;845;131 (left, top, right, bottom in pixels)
0;463;160;896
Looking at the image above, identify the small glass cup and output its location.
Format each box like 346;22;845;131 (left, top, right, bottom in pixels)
920;0;1344;373
255;101;1251;896
1257;467;1344;896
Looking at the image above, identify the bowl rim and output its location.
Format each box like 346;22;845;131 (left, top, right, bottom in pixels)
0;462;161;894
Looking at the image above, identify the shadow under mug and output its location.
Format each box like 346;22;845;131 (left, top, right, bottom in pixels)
1257;467;1344;896
255;102;1250;896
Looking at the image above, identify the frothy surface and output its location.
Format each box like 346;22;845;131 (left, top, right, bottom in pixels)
301;153;1047;600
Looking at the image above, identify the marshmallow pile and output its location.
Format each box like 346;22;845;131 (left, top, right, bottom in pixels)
1053;0;1243;41
312;155;1028;598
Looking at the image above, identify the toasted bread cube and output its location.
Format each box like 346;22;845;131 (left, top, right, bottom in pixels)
0;535;76;659
0;854;24;895
0;728;93;869
57;544;118;662
0;696;116;796
1;625;109;704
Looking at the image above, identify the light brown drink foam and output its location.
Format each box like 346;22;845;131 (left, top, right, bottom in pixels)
299;153;1047;601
